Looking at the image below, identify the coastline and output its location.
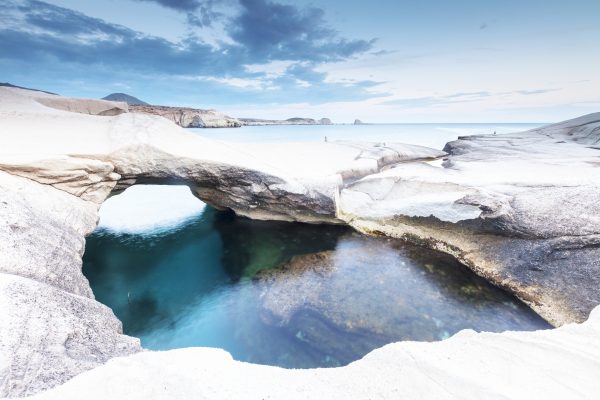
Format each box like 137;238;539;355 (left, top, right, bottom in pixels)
1;86;600;397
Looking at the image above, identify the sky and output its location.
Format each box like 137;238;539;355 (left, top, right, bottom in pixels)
1;0;599;122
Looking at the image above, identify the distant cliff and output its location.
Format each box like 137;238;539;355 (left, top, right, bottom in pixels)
240;117;333;126
101;92;332;128
130;105;242;128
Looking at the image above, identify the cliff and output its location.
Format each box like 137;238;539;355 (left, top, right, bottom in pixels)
130;104;242;128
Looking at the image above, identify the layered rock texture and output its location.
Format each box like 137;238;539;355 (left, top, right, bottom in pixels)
1;86;600;398
338;113;600;326
129;104;242;128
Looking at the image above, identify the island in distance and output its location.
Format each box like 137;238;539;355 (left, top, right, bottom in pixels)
102;92;335;128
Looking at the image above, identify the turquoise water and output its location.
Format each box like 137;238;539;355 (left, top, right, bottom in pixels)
83;123;550;368
83;207;550;368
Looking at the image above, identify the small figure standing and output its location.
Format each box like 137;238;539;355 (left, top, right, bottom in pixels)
493;131;497;135
324;136;328;142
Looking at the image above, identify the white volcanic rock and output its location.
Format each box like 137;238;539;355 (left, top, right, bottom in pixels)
339;114;600;326
31;306;600;400
130;104;241;128
0;87;446;396
0;274;140;397
1;86;600;398
0;172;140;397
0;86;444;223
0;171;99;295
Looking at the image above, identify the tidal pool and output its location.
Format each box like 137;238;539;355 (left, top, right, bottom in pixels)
83;205;551;368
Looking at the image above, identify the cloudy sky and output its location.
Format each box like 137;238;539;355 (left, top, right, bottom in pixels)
1;0;599;122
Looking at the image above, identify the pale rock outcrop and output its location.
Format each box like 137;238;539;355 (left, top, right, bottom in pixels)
1;86;600;398
30;307;600;400
0;274;140;397
0;171;141;397
130;104;241;128
339;114;600;326
0;87;444;396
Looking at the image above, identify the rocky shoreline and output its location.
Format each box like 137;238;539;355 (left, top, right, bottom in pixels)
129;104;242;128
1;86;600;398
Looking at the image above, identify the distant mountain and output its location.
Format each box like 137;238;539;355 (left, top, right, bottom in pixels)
102;93;148;105
0;82;57;95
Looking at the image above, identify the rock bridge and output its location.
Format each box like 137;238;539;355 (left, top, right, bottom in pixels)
1;87;600;397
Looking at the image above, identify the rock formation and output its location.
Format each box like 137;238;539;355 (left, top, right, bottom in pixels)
1;85;600;398
254;235;548;365
28;309;600;400
338;113;600;326
354;119;364;125
130;104;242;128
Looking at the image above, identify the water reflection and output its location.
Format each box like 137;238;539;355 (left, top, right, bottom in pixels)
83;206;550;368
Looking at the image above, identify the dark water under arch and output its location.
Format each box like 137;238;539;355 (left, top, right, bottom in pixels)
83;204;550;368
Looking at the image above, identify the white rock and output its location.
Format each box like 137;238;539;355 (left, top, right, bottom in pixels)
1;86;600;398
30;307;600;400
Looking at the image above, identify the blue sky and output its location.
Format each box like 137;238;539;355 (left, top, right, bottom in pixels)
1;0;599;122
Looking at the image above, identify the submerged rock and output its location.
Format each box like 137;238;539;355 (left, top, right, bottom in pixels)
339;113;600;326
254;236;549;365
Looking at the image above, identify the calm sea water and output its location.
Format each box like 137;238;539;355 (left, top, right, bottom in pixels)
83;123;550;368
194;123;542;148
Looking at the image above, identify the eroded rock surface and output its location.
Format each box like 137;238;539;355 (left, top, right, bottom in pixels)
130;104;241;128
1;86;600;398
30;308;600;400
254;236;549;365
339;113;600;325
0;87;445;396
0;172;141;397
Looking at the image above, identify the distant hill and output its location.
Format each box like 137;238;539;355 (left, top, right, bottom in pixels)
102;93;148;105
0;82;57;95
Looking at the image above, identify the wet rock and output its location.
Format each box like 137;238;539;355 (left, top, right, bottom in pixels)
340;113;600;325
254;236;548;364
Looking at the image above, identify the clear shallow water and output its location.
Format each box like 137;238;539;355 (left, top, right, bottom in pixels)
84;205;550;368
84;123;550;368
